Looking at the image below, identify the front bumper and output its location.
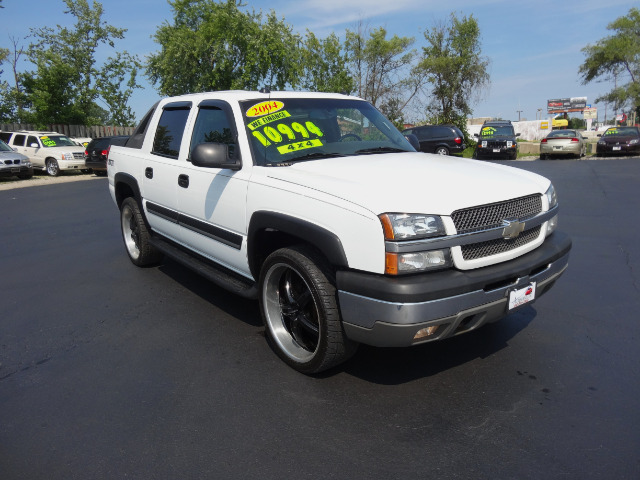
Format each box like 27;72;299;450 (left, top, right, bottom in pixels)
0;165;33;178
337;231;571;347
59;159;86;171
596;143;640;155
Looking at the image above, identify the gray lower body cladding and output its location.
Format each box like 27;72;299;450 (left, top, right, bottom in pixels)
337;231;571;347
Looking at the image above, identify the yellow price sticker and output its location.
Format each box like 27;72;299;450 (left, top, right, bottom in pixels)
246;101;285;118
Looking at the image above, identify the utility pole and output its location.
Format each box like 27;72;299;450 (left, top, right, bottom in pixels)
516;110;523;122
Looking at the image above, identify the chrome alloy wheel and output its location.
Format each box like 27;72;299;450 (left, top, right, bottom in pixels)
262;263;320;363
121;203;141;261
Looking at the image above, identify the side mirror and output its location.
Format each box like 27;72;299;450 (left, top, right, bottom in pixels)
404;133;420;151
516;133;521;137
30;143;39;148
473;133;479;137
190;143;241;170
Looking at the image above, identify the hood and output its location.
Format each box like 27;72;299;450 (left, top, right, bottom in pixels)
0;150;28;161
263;152;550;215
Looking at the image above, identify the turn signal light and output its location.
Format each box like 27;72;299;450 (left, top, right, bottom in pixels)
414;325;439;340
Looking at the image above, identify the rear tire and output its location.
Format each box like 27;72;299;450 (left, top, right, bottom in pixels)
435;146;449;156
259;245;357;374
120;197;162;267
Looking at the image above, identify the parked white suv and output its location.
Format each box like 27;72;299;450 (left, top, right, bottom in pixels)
1;131;86;176
108;91;572;373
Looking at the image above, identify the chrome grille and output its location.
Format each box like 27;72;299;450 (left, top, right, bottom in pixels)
461;226;541;260
452;194;542;233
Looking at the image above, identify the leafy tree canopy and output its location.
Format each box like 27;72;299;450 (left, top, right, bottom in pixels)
579;7;640;111
417;13;489;142
147;0;302;95
21;0;140;126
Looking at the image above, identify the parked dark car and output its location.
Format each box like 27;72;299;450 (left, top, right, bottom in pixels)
85;136;129;176
401;125;466;155
0;139;33;180
596;126;640;156
473;120;520;160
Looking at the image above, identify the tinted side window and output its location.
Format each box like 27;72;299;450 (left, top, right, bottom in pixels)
27;136;39;147
433;127;452;137
190;107;236;158
12;134;26;146
152;106;191;159
0;132;11;142
414;128;432;141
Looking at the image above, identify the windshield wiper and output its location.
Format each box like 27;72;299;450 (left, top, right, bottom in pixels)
286;151;346;163
354;146;408;154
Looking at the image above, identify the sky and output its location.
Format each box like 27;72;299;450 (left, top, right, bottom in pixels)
1;0;637;124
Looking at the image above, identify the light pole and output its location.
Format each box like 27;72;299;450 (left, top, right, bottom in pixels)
516;110;523;121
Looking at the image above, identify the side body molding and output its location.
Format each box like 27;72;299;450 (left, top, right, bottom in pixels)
247;211;349;278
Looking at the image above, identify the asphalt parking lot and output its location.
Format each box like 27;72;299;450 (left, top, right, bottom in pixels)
1;157;639;479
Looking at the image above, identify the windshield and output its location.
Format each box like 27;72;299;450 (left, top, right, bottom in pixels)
480;125;515;137
40;135;77;147
0;140;13;152
604;127;638;136
240;98;414;165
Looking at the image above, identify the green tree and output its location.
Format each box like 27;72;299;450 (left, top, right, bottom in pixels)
417;13;489;142
345;25;421;127
300;31;353;94
579;7;640;113
147;0;301;95
24;0;140;125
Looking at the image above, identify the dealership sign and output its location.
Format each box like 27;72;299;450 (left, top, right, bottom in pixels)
547;97;588;113
583;107;597;119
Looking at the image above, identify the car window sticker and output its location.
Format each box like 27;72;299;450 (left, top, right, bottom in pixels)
245;101;325;155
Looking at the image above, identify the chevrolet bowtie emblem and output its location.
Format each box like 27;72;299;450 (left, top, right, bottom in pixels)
502;219;525;239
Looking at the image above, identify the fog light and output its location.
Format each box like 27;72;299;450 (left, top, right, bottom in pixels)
414;325;439;340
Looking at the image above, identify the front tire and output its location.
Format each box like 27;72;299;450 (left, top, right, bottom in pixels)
46;158;60;177
120;197;162;267
259;245;357;374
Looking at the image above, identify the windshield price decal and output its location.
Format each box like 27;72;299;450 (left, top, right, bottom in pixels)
277;139;323;154
246;100;285;118
40;136;57;147
604;129;618;135
250;120;325;154
481;127;496;135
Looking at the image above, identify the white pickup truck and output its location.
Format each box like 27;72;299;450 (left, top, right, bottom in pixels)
108;91;571;373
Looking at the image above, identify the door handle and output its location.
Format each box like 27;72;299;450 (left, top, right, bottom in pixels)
178;174;189;188
145;167;153;179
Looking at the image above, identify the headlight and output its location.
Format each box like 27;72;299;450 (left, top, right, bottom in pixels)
379;213;446;240
630;139;639;145
545;183;557;209
62;152;73;161
597;140;606;145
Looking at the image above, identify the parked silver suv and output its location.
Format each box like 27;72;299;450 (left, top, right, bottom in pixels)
0;130;86;176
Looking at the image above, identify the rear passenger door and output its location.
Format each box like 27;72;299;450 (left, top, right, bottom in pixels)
141;101;192;243
175;100;250;276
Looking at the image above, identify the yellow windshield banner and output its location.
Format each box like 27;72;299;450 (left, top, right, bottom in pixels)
247;111;291;130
